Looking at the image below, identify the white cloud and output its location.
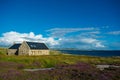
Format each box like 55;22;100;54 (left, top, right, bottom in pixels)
108;31;120;35
80;38;105;48
46;28;105;49
55;36;105;49
0;29;105;49
0;31;59;47
47;27;98;37
46;37;59;46
81;38;97;44
47;27;96;32
95;42;105;48
87;31;100;34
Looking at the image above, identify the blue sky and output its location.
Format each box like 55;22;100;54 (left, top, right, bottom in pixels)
0;0;120;50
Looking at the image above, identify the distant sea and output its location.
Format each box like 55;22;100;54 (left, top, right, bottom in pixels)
59;50;120;57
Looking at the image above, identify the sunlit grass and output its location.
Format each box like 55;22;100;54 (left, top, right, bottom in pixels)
0;47;120;69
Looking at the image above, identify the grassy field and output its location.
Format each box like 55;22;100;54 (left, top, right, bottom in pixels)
0;47;120;80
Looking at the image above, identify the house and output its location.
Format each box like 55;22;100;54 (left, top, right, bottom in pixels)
7;41;49;56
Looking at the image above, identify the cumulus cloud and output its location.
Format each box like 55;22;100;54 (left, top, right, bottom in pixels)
108;31;120;35
0;28;106;49
0;31;59;47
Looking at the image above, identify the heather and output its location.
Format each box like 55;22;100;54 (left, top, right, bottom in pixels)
0;48;120;80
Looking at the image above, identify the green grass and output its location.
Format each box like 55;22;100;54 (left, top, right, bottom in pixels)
0;48;7;55
0;47;120;69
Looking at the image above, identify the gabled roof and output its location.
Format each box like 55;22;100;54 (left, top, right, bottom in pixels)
26;42;49;50
9;44;21;49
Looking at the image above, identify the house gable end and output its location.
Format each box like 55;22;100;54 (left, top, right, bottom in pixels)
18;41;30;55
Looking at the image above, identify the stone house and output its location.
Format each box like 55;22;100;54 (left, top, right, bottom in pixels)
8;41;49;56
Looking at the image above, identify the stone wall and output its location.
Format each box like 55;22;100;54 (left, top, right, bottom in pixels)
7;49;17;55
29;50;49;56
19;42;30;55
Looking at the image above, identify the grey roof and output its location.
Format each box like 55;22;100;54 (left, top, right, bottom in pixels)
9;44;21;49
26;42;49;50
